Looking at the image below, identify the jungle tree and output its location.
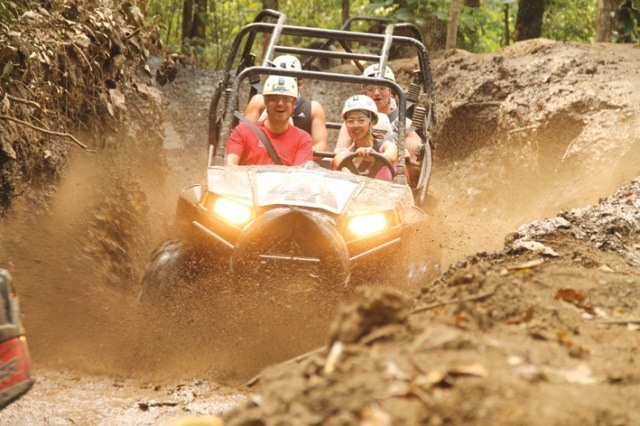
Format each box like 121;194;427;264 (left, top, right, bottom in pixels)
514;0;545;41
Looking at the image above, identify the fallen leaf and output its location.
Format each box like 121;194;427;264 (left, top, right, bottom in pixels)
360;405;392;426
555;288;587;304
506;307;535;325
508;258;545;270
555;288;597;315
514;240;559;257
109;88;127;112
324;341;343;374
448;363;488;378
1;138;17;160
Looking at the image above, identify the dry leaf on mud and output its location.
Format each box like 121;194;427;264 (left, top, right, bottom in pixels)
324;341;344;374
517;363;602;385
543;364;601;385
555;288;597;315
0;138;17;160
109;88;127;112
556;331;590;357
360;405;392;426
419;371;452;387
506;307;535;325
508;258;545;270
448;363;488;378
598;264;614;272
514;240;559;257
556;288;587;304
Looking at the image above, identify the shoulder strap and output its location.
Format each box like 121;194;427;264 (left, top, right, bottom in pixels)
388;108;399;124
233;111;283;165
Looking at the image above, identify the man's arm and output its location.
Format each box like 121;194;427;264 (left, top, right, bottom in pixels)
403;118;423;163
310;101;328;151
226;153;241;165
245;94;266;121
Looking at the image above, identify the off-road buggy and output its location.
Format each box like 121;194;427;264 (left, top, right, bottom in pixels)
139;10;439;302
0;269;34;409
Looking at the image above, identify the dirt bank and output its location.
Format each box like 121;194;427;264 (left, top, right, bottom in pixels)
217;40;640;425
223;177;640;425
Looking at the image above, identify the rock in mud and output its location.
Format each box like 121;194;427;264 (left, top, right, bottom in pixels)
329;287;411;345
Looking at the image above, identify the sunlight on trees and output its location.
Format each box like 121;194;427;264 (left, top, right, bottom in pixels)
145;0;639;67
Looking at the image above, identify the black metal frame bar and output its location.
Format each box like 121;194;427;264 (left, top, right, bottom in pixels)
209;11;436;189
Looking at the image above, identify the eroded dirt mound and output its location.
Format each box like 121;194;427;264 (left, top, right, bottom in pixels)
215;41;640;425
0;0;164;214
222;181;640;425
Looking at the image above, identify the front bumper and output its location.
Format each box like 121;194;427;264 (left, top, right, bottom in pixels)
176;190;406;283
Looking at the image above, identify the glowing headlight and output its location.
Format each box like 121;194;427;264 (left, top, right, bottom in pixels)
212;197;252;225
348;213;387;237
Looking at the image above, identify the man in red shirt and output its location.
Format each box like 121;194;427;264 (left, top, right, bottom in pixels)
226;76;313;166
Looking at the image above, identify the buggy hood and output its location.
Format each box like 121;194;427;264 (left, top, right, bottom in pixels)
206;166;413;216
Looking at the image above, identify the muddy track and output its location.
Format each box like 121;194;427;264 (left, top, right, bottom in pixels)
1;40;639;424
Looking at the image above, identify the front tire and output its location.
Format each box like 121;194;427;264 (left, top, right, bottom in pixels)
138;239;197;305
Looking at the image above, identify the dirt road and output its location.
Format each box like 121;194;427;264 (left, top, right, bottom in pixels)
1;40;639;424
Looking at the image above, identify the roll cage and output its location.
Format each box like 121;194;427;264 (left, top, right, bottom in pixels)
207;9;436;206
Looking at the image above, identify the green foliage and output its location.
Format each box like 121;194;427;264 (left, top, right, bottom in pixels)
457;0;516;52
543;0;597;42
144;0;638;66
374;0;518;52
146;0;366;67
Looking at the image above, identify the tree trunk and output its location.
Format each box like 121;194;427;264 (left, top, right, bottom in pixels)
181;0;193;48
342;0;350;25
596;0;615;42
503;3;510;45
191;0;207;45
514;0;546;42
446;0;463;50
262;0;278;12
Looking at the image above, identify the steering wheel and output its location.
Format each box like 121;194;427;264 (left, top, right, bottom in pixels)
336;151;397;179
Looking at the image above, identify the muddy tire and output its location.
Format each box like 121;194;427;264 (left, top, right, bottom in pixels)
138;239;196;305
230;208;351;294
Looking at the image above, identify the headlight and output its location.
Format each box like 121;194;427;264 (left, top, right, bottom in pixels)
348;212;387;237
212;197;252;226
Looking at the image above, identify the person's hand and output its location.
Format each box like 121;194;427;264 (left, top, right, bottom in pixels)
355;147;374;157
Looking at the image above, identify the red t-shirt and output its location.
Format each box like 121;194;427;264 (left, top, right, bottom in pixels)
226;121;313;166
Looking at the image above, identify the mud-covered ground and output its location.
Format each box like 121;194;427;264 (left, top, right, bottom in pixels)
1;39;639;424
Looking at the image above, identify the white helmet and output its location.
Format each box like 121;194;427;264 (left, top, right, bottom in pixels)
371;113;392;137
363;64;395;82
262;75;298;98
273;55;302;71
342;95;378;124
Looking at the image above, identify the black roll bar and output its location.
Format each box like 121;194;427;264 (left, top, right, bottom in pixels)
224;22;433;94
